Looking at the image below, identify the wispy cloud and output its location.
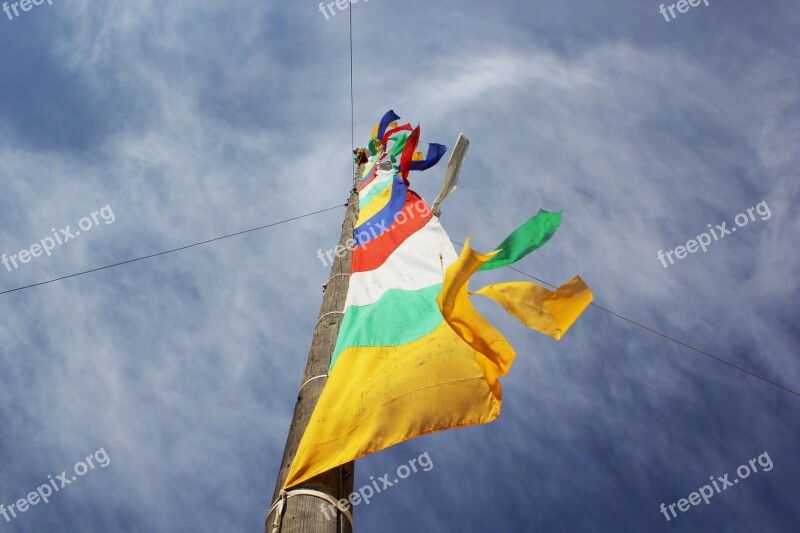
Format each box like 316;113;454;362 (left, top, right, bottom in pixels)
0;0;797;532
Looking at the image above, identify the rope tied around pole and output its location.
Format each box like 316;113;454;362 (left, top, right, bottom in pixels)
322;273;350;292
316;311;345;325
268;488;354;533
298;374;328;400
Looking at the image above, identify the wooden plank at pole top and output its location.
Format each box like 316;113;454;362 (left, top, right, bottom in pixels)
266;163;363;533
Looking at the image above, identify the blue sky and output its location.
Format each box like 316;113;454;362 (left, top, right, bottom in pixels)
0;0;798;531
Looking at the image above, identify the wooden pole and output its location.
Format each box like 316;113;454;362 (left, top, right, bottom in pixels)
266;160;363;533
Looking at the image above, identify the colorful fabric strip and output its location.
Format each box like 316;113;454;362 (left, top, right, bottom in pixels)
351;194;432;273
410;143;448;172
376;109;401;142
479;210;562;271
354;184;411;246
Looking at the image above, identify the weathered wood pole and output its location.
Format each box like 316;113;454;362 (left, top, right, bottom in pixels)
266;160;364;533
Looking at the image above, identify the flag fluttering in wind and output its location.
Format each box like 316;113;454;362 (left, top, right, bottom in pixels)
284;111;593;488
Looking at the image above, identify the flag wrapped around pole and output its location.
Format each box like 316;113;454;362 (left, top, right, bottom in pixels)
284;111;593;488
